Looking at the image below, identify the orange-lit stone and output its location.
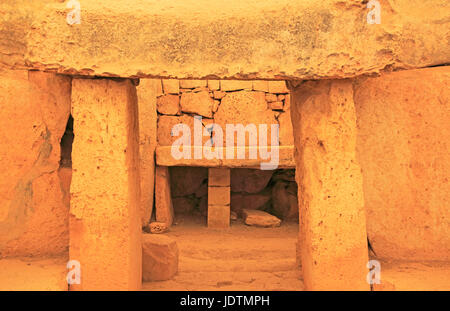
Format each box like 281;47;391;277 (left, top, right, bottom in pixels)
70;78;141;290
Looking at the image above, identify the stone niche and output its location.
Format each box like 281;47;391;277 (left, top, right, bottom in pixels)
166;167;299;225
156;79;294;150
153;79;298;228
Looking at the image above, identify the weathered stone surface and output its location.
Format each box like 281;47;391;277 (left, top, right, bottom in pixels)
221;80;252;91
207;80;220;90
157;114;213;146
265;93;277;102
215;91;277;147
242;209;281;228
208;205;230;228
162;79;180;94
230;192;271;213
156;145;296;168
208;187;230;206
0;69;71;257
157;94;180;115
290;79;369;290
180;80;207;89
155;166;174;227
137;79;158;226
354;67;450;261
253;80;269;92
269;101;283;111
212;100;220;113
213;90;226;100
278;110;294;146
209;168;230;186
0;257;68;291
272;180;298;221
231;169;273;193
148;222;169;234
170;167;208;197
180;91;214;118
142;234;178;281
4;1;448;79
70;78;141;290
268;81;289;94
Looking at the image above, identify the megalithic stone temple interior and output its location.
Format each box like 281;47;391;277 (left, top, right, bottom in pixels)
0;0;449;291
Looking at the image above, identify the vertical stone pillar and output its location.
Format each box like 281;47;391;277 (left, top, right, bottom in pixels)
289;80;369;290
137;80;158;227
155;166;174;226
70;78;141;290
208;168;231;228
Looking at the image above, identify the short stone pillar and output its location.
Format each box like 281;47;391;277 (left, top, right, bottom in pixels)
289;80;370;290
70;78;142;290
208;168;230;228
155;166;174;226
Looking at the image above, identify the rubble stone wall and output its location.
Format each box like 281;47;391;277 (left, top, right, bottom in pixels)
156;80;294;148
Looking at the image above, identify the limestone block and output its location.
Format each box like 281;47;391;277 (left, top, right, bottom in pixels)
354;67;450;261
214;91;277;147
155;166;174;226
162;79;180;94
142;234;178;281
208;80;220;90
278;110;294;146
290;79;369;290
157;94;180;115
221;80;252;91
207;205;230;228
208;168;230;186
180;80;207;89
253;80;269;92
11;1;449;80
157;114;213;146
137;79;158;226
208;187;230;206
180;91;214;118
269;101;284;111
268;81;289;94
213;100;220;113
213;90;226;100
70;78;142;290
242;209;281;228
265;93;277;102
156;80;163;97
0;69;71;257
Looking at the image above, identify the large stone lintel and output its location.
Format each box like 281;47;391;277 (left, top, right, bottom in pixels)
156;145;295;168
1;0;449;79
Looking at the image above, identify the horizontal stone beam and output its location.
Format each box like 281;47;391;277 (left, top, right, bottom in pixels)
1;0;449;79
156;146;295;168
